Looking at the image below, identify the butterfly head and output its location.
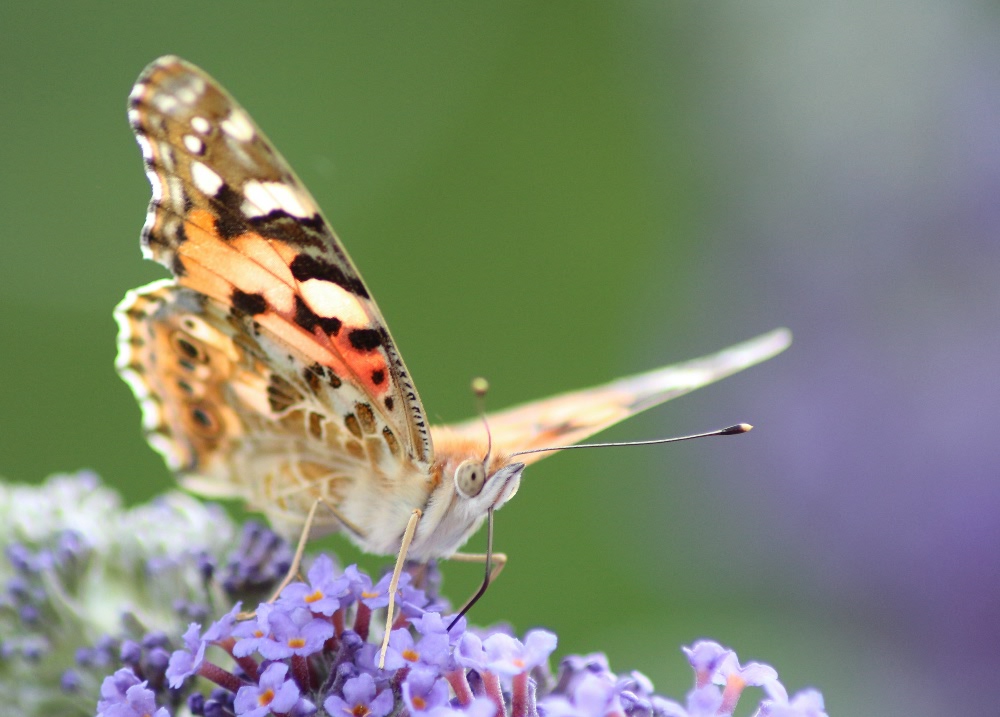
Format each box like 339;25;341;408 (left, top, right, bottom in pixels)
452;458;524;505
415;453;524;560
424;378;525;547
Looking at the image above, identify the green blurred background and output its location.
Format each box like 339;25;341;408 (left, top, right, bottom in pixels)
4;3;1000;715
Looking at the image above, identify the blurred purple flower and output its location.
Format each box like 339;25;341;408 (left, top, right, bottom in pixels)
96;669;169;717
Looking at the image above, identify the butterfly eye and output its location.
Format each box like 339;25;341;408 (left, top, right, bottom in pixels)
454;460;487;499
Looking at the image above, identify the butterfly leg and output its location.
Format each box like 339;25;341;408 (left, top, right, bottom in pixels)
238;497;366;620
378;508;423;669
274;497;366;598
236;498;322;620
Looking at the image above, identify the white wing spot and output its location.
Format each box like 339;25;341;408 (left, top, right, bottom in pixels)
128;82;147;103
166;175;184;204
143;166;162;203
183;134;205;155
190;116;211;135
241;180;318;219
221;108;254;142
190;161;224;196
151;93;179;114
300;279;368;327
174;76;206;106
135;134;154;164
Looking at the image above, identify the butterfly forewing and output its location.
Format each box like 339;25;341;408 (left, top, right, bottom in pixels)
439;328;792;464
125;56;431;470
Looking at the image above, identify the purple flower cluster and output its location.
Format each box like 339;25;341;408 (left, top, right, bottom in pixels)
94;558;827;717
0;476;827;717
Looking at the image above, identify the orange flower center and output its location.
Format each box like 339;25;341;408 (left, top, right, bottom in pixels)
258;688;275;707
412;696;427;710
402;649;419;662
305;589;325;603
288;637;306;649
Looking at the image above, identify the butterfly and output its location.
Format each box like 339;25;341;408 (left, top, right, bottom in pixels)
115;56;791;651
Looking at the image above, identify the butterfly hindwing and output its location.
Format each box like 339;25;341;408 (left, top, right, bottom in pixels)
115;280;436;542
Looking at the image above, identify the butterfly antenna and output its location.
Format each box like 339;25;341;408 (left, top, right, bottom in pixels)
510;423;752;458
471;377;492;464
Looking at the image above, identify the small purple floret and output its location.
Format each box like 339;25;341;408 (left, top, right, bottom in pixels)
234;662;302;717
401;667;450;714
324;672;394;717
279;554;346;616
166;622;208;688
255;605;335;659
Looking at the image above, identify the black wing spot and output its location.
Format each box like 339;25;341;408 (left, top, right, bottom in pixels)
212;183;247;239
289;254;369;299
318;315;342;335
384;396;394;411
348;328;382;352
293;296;342;336
231;289;267;316
191;407;211;427
171;253;187;277
248;210;328;251
189;405;221;436
371;369;385;386
171;334;208;363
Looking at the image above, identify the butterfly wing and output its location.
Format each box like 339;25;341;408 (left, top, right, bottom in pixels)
117;57;434;549
124;55;431;469
438;328;791;464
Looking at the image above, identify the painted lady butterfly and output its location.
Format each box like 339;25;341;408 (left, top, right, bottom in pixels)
115;56;790;634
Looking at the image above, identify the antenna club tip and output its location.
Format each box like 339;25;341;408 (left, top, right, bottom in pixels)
471;377;490;397
724;423;753;435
